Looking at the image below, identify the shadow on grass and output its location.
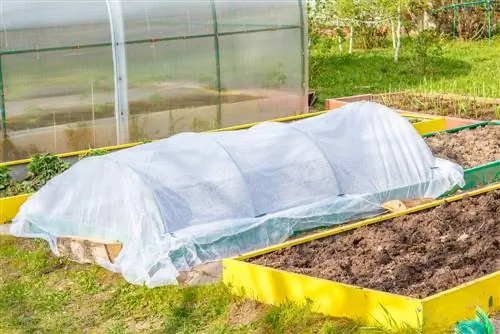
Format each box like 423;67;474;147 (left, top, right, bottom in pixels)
310;53;472;104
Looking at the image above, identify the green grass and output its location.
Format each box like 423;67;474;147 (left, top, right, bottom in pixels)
0;236;421;333
310;37;500;106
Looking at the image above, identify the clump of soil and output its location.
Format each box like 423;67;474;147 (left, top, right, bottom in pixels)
249;191;500;298
373;94;499;120
424;125;500;169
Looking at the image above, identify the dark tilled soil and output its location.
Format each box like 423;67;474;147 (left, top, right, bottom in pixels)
249;191;500;298
424;126;500;169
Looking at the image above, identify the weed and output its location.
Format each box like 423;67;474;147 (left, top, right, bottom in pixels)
79;148;109;160
0;165;12;190
105;321;130;334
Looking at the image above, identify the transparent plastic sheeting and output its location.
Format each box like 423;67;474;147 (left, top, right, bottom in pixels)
12;102;465;287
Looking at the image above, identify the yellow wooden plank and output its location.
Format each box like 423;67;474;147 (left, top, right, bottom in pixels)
412;117;447;135
421;271;500;332
399;112;442;120
223;259;423;329
235;183;500;261
0;193;31;224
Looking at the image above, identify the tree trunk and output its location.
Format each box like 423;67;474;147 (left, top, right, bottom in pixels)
349;25;353;53
390;20;396;49
394;6;402;64
336;22;342;54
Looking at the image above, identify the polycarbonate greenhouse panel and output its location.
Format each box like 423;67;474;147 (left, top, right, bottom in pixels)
121;1;214;40
0;1;111;50
2;47;117;159
214;0;302;32
0;0;308;162
125;38;219;139
219;29;305;127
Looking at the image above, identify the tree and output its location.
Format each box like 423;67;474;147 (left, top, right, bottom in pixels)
377;0;412;63
308;0;413;60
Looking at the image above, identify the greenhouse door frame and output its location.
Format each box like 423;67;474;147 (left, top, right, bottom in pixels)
106;0;129;144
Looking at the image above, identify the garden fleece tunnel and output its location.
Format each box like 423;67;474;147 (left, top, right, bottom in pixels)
12;102;465;287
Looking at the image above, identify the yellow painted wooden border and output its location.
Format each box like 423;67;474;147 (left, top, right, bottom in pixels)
223;258;424;328
412;117;446;135
224;183;500;332
0;193;32;224
0;112;443;168
422;271;500;332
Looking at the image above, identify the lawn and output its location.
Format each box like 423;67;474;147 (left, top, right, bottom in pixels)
1;37;499;333
0;236;414;334
310;37;500;106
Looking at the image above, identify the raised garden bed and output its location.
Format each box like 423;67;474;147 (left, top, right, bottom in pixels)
249;190;499;299
424;123;499;169
223;185;500;331
325;92;499;129
372;93;499;121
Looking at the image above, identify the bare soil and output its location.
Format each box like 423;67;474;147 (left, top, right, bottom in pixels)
5;91;258;132
424;125;500;169
249;190;500;298
373;93;500;120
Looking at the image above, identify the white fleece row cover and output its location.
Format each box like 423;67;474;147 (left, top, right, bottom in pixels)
12;101;464;287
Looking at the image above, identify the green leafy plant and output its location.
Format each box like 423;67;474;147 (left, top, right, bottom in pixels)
0;166;33;197
25;154;69;190
0;166;12;191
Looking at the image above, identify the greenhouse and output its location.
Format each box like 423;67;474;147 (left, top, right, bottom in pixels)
0;0;308;162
